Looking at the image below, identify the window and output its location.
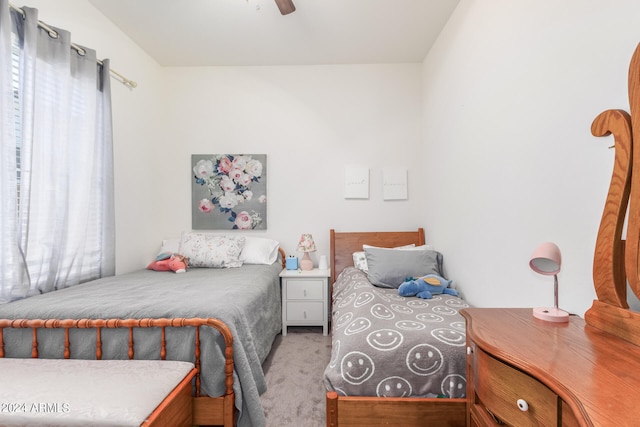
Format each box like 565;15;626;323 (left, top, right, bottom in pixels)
11;31;20;208
1;6;115;302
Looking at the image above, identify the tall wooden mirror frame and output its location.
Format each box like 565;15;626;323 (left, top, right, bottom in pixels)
586;42;640;346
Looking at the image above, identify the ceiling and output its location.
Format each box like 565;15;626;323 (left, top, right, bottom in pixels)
87;0;460;67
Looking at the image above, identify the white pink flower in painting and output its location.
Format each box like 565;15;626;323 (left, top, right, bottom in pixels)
198;198;214;213
233;211;263;230
193;154;264;229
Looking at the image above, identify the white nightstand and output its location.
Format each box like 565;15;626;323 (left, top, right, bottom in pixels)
279;268;330;336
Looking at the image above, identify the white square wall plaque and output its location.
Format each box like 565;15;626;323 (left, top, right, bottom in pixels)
383;168;408;200
344;166;369;199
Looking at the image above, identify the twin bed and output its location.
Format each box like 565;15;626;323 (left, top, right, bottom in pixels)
323;229;468;427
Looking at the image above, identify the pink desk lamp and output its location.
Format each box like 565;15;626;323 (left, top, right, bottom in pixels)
529;242;569;323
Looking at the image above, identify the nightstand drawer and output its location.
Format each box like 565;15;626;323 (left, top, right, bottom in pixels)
285;279;324;300
474;348;558;426
286;301;324;321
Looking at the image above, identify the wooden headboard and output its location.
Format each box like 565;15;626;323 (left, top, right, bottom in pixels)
586;43;640;346
329;228;425;285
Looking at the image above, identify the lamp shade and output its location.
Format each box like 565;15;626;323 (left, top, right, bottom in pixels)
297;234;316;253
297;234;316;271
529;242;561;275
529;242;568;323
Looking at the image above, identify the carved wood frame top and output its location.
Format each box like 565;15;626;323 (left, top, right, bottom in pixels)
587;43;640;346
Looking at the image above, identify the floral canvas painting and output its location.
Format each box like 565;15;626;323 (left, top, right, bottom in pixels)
192;154;267;230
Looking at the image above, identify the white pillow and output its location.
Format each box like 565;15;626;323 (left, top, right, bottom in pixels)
362;244;416;250
178;232;246;268
353;244;431;271
240;237;280;265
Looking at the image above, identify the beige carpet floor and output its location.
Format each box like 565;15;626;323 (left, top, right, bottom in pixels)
260;327;332;427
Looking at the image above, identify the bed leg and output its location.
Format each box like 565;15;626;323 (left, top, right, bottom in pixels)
326;391;338;427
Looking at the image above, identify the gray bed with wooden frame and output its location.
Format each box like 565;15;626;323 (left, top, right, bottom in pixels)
324;228;466;427
0;248;286;427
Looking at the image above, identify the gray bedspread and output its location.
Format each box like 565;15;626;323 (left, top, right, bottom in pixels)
323;267;468;398
0;263;283;427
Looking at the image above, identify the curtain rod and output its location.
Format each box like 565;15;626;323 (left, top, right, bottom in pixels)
8;3;137;89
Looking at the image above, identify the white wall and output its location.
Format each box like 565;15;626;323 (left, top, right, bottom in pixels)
158;64;426;262
422;0;640;316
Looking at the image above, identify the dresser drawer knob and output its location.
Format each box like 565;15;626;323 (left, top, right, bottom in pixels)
466;346;473;355
517;399;529;412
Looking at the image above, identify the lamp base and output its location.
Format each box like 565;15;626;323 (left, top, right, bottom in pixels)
533;307;569;323
299;252;313;271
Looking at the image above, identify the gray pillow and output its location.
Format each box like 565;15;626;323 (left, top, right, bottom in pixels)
364;247;444;289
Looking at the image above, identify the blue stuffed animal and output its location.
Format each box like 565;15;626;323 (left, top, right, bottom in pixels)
398;274;458;299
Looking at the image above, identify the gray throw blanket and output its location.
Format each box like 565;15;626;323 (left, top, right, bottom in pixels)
324;267;469;398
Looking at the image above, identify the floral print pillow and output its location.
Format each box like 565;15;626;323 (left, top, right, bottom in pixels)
179;233;246;268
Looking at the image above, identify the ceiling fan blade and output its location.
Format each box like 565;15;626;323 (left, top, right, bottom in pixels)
274;0;296;15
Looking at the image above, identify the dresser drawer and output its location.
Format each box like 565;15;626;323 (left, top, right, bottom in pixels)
286;301;324;321
285;279;324;300
470;403;502;426
473;348;558;426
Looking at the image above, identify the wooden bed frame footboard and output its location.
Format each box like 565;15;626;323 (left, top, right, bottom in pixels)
0;317;236;427
327;228;466;426
326;392;466;427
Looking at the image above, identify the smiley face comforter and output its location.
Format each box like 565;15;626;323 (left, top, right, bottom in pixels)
323;267;469;398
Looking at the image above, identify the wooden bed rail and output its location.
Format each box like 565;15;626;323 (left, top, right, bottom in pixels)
0;317;234;400
278;247;286;269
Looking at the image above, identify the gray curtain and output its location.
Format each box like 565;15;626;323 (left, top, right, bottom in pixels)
0;0;115;302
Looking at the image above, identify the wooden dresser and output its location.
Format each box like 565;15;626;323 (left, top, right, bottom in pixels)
461;308;640;426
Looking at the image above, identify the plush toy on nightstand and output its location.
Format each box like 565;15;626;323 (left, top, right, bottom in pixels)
147;253;188;273
398;274;458;299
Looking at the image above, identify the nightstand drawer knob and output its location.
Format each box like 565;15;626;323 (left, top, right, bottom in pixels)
517;399;529;412
466;346;473;355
